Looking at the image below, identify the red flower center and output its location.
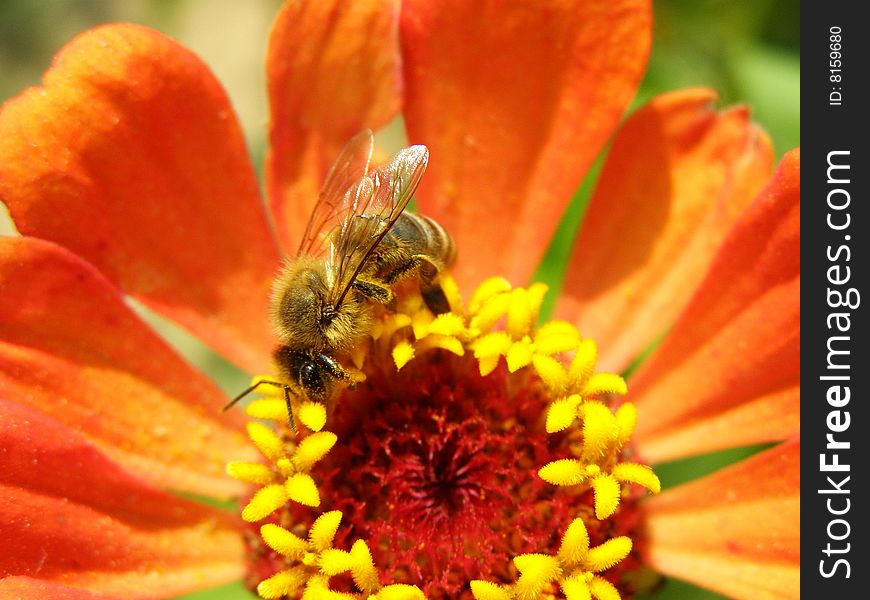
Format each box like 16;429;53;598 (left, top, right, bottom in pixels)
243;351;647;598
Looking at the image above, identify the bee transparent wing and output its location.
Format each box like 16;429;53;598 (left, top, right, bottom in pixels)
296;130;375;258
328;144;430;308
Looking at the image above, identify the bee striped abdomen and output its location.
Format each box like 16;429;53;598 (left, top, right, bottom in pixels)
383;212;456;270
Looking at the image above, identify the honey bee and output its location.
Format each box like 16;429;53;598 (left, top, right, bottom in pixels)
225;130;456;431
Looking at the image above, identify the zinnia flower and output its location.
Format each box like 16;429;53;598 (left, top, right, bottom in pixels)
0;2;798;600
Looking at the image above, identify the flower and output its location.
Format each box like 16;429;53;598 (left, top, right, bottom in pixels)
0;2;798;600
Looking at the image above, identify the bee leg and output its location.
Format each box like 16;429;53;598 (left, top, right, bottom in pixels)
413;255;451;315
378;255;449;315
315;352;352;381
352;279;394;306
421;282;450;315
283;385;298;433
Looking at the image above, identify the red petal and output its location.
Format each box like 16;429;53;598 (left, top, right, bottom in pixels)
0;24;280;372
642;438;800;600
266;0;402;251
401;0;652;291
0;401;244;598
0;237;256;497
629;150;800;462
557;89;775;371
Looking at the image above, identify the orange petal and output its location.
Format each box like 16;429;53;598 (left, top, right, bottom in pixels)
0;237;257;497
642;438;799;600
0;24;280;372
0;400;244;598
557;89;775;372
0;578;120;600
266;0;401;251
628;149;799;462
401;0;652;291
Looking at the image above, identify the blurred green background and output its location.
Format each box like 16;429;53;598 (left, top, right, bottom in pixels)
0;1;799;599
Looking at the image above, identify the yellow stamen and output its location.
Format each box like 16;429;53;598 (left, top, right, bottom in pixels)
545;395;582;434
614;403;637;446
586;537;632;572
612;462;662;494
257;567;306;599
579;402;619;462
247;422;285;463
309;511;343;551
506;337;535;372
526;282;548;321
568;339;598;385
531;354;568;391
534;320;582;354
559;574;589;600
350;540;381;594
472;331;512;360
417;334;464;356
427;312;470;337
472;519;633;600
298;401;327;432
254;507;426;599
468;276;512;313
507;287;533;338
319;548;357;575
582;372;628;397
293;431;338;471
471;579;513;600
477;354;501;377
440;272;464;313
260;523;308;560
591;473;622;519
538;458;587;487
393;340;416;370
226;461;274;485
411;309;434;340
469;291;512;332
372;584;428;600
242;484;288;522
588;577;621;600
513;554;562;599
286;472;321;507
557;518;590;566
246;398;289;423
470;581;513;600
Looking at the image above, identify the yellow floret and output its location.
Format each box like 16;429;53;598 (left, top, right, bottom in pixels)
319;548;357;576
293;431;338;472
225;461;274;485
393;340;416;370
298;401;327;432
309;510;343;551
545;395;582;433
350;540;380;594
372;584;428;600
247;421;286;463
470;580;513;600
242;484;288;522
286;472;321;507
257;567;307;599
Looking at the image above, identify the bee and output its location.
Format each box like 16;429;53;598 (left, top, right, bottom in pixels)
225;130;456;431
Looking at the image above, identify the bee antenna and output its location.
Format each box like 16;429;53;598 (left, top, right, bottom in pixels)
222;379;297;434
221;379;284;411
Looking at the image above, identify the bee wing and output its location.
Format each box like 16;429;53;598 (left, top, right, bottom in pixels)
296;130;375;258
328;143;430;308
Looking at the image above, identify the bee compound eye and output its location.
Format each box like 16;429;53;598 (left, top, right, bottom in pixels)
297;359;328;401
